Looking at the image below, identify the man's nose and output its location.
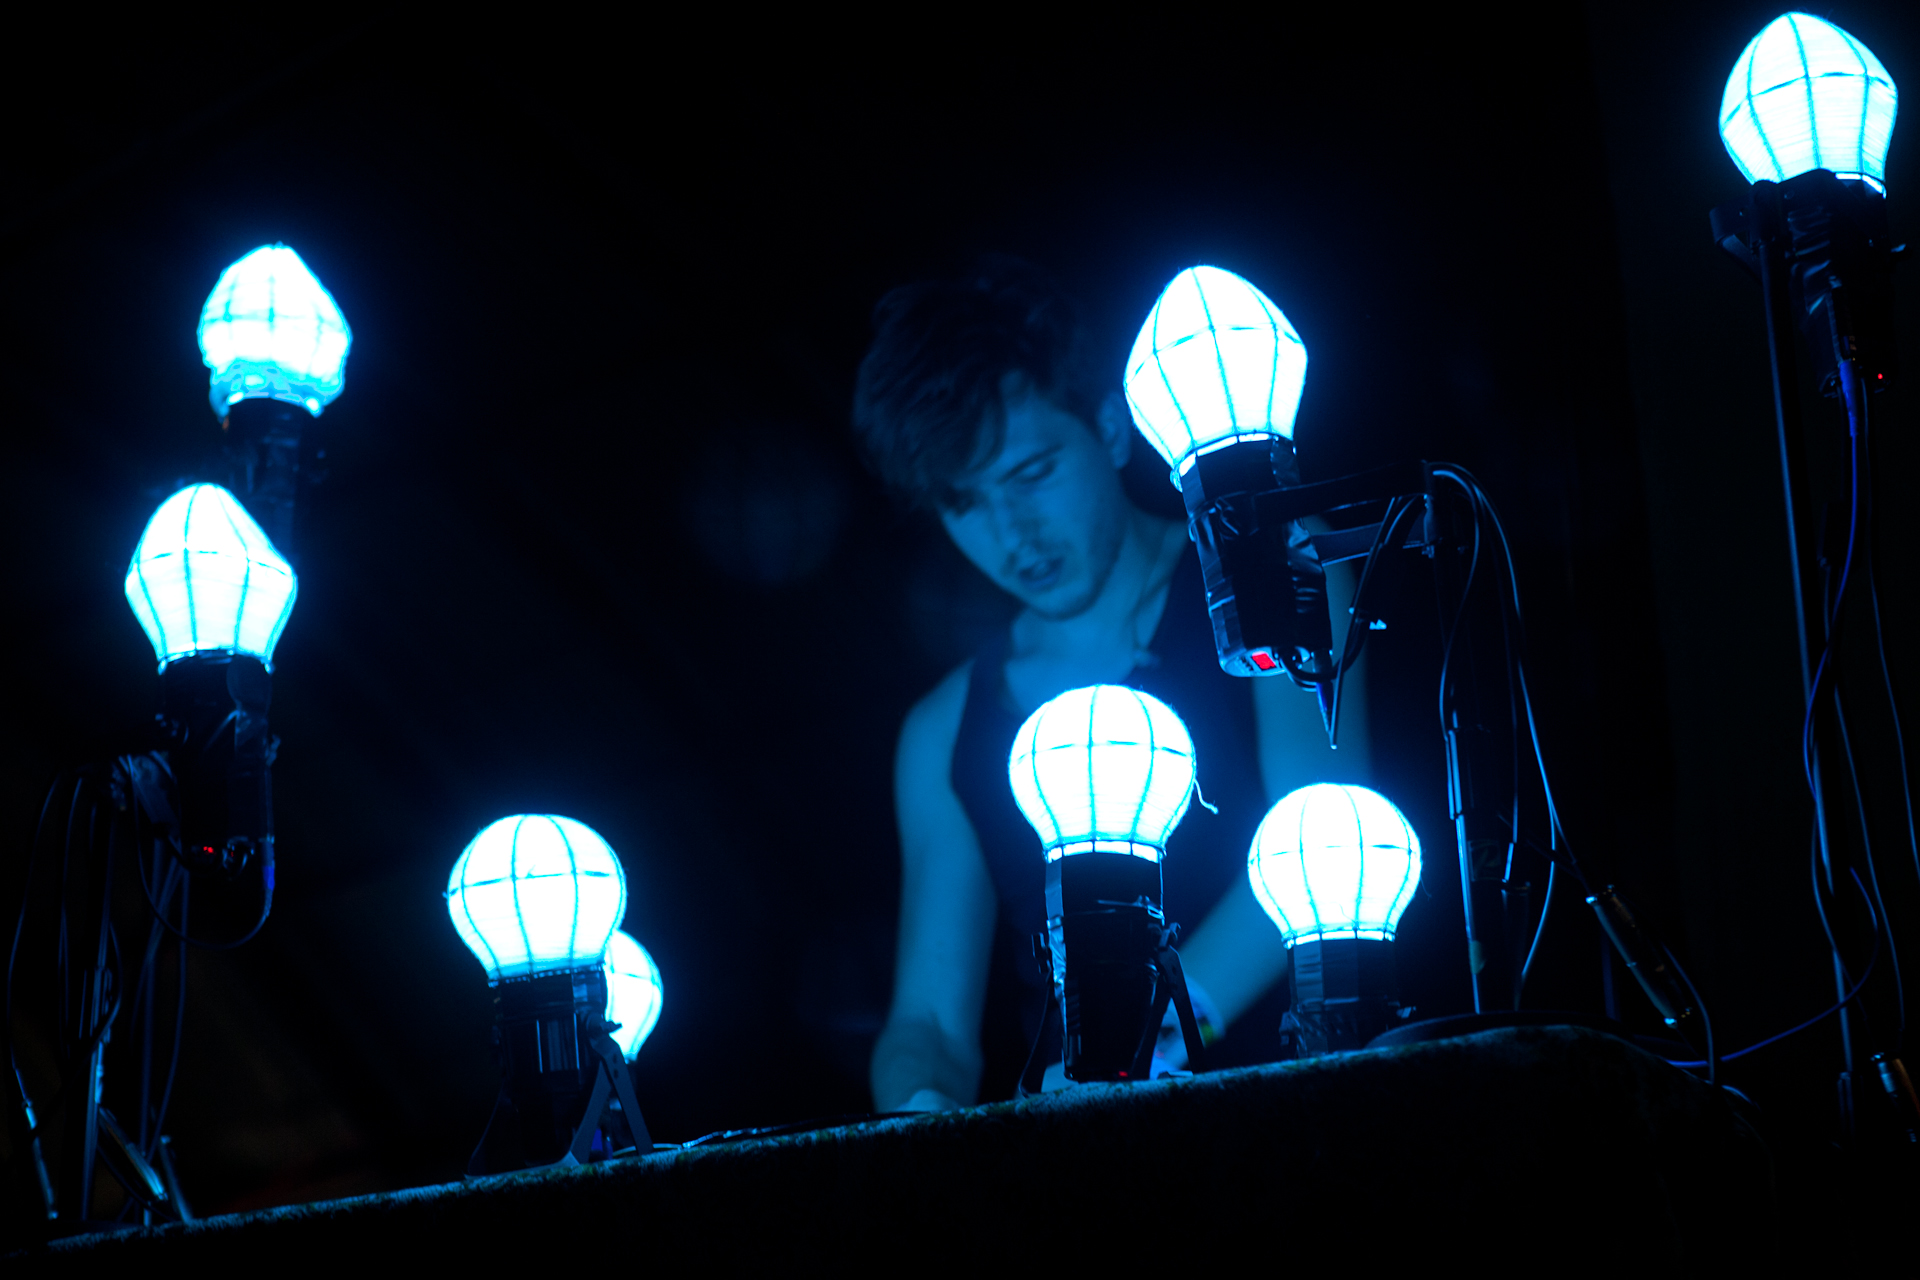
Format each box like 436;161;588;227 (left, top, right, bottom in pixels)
984;495;1045;550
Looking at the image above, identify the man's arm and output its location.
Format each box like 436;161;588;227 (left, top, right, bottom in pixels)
1174;554;1374;1030
869;662;999;1112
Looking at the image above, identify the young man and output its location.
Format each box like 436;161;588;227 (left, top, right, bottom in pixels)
854;262;1369;1112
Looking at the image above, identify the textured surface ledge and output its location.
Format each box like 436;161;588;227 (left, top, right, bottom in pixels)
22;1026;1772;1266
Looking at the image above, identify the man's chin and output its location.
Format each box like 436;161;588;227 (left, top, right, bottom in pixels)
1011;578;1100;621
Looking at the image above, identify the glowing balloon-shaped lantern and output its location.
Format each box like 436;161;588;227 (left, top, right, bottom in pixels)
446;815;627;982
124;483;297;672
198;244;353;418
1009;686;1196;1082
1249;784;1421;1056
122;481;292;877
196;244;353;554
1124;265;1308;483
1121;267;1334;689
1719;14;1898;192
603;930;663;1061
447;816;652;1171
1249;784;1422;945
1010;685;1196;862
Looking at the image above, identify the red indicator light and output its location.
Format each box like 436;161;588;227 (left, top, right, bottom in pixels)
1250;651;1278;671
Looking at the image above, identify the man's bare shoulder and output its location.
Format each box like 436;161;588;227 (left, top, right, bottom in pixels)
899;659;975;763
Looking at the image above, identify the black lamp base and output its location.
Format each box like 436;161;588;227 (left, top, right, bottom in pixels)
467;969;653;1176
1283;937;1404;1055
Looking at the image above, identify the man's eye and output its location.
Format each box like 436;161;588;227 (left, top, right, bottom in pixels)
1016;458;1056;483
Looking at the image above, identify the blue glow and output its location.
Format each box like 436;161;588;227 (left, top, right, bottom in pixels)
1248;784;1421;946
603;930;663;1061
197;244;353;419
1123;266;1308;487
445;816;628;983
1008;685;1196;861
123;484;297;672
1720;14;1898;190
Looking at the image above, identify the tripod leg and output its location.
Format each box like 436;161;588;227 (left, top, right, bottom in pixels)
563;1064;615;1167
605;1053;652;1153
565;1029;652;1162
95;1108;168;1212
1131;964;1176;1080
154;1136;192;1221
1159;946;1208;1073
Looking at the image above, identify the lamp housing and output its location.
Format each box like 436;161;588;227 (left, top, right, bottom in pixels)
1250;784;1421;1055
1010;686;1196;1082
124;484;297;673
120;484;291;879
445;815;628;982
448;817;649;1171
1124;265;1307;482
474;966;630;1169
149;653;277;879
1711;17;1901;398
1719;13;1897;192
197;244;352;419
1124;267;1335;690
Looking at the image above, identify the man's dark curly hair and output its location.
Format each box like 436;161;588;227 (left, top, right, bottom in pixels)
851;257;1107;511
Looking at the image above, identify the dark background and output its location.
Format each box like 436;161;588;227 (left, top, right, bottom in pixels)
2;4;1917;1218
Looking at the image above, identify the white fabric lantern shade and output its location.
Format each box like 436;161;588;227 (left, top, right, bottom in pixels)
1719;13;1898;191
446;815;628;982
1008;685;1197;862
1123;265;1309;483
1248;784;1421;946
198;243;353;418
123;483;298;671
603;930;664;1061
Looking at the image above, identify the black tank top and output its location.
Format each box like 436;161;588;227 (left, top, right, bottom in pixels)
950;547;1292;1093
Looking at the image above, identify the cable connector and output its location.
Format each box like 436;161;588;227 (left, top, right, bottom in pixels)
1586;887;1698;1037
1872;1054;1919;1143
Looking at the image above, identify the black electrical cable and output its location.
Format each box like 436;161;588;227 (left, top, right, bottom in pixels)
1809;821;1885;1047
1800;362;1867;798
81;802;126;1061
1431;473;1485;747
116;786;192;1158
1326;494;1421;748
1833;689;1905;1052
1662;945;1717;1085
1436;468;1577;870
1483;480;1524;898
1428;470;1574;997
1668;868;1883;1069
56;777;89;1049
1436;469;1574;1005
1521;862;1557;990
7;772;78;1168
126;755;273;951
1486;480;1531;993
9;776;73;1042
130;800;184;1155
146;877;188;1158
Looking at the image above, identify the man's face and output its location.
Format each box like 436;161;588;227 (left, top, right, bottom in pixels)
939;386;1132;620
